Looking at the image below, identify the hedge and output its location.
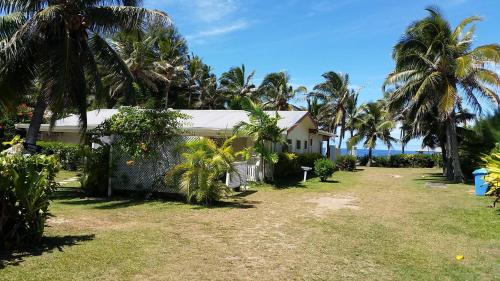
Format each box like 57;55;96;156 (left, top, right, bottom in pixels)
358;154;442;168
37;141;88;170
274;152;324;179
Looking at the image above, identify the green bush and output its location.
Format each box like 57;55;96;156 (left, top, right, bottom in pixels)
297;153;323;168
37;141;87;171
0;154;59;249
274;152;300;178
357;154;440;168
314;159;335;182
80;146;110;197
336;155;357;171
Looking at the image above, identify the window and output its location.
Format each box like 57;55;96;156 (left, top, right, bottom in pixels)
310;139;313;146
296;140;301;150
304;139;308;149
287;139;292;145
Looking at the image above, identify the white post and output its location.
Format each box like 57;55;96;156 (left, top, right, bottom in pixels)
225;172;230;187
107;145;113;197
303;170;308;183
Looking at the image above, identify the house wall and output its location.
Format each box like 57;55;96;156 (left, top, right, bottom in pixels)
286;117;322;154
40;132;82;144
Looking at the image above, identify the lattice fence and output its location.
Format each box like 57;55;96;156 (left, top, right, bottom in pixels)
111;136;198;193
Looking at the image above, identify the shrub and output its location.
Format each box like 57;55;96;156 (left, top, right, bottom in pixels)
0;154;59;249
274;152;300;178
483;145;500;207
80;146;110;197
336;155;357;171
357;154;440;168
314;159;335;182
297;153;323;168
37;141;87;171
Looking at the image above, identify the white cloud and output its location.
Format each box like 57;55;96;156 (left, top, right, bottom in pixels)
192;0;237;22
187;20;249;41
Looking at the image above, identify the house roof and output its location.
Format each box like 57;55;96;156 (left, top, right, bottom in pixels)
16;109;332;136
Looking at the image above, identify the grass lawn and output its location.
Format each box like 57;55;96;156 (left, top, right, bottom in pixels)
1;167;499;280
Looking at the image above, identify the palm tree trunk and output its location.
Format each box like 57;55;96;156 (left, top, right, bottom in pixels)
367;147;373;167
401;129;405;154
24;94;47;154
445;114;464;182
338;115;346;150
164;83;171;110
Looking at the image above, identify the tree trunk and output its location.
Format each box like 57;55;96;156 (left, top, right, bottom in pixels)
164;83;171;110
24;94;47;154
445;114;464;182
441;145;447;176
349;130;354;155
401;129;405;154
338;115;346;150
367;147;373;167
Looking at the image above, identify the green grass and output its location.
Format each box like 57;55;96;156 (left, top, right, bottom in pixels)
1;167;499;280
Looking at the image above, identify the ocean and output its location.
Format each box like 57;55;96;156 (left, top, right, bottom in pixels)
340;148;438;157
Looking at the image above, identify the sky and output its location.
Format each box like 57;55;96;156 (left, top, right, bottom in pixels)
143;0;500;150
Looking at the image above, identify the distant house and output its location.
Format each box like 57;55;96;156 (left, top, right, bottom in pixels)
16;109;334;155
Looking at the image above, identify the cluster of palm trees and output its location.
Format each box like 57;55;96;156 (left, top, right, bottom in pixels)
1;2;498;182
384;7;499;181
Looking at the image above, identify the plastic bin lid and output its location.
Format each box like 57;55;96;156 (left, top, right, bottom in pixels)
472;168;488;175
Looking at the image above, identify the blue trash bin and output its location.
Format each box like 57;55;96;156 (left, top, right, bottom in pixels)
472;168;489;196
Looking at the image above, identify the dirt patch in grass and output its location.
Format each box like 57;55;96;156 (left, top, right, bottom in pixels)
305;195;360;217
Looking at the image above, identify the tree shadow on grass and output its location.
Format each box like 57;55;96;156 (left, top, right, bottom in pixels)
0;234;95;269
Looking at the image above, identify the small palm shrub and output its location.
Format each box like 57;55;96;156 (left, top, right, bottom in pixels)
483;145;500;207
0;154;59;249
336;155;357;171
274;152;300;178
80;146;110;197
358;154;440;168
166;137;235;206
314;159;335;182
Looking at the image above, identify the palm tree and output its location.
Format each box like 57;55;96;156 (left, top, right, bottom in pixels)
348;101;397;166
344;90;360;153
0;0;169;152
167;137;235;206
311;71;355;149
234;98;286;181
384;7;500;181
258;72;307;111
219;64;256;109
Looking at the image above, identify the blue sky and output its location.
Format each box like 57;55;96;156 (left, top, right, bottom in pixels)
144;0;500;150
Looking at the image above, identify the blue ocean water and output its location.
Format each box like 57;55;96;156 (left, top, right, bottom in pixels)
340;148;438;157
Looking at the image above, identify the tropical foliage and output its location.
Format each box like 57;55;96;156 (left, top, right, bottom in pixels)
0;0;170;151
259;72;307;111
219;64;257;109
384;7;500;181
234;98;286;181
348;101;396;166
483;145;500;207
92;107;186;160
166;137;235;206
0;154;59;249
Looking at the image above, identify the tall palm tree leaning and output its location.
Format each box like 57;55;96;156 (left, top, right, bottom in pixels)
258;71;307;111
0;0;169;152
348;101;397;166
219;64;257;109
384;7;500;182
311;71;356;149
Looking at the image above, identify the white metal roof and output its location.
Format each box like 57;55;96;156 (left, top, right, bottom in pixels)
15;109;324;135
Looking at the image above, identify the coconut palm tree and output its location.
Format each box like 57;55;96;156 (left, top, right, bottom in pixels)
311;71;355;149
258;72;307;111
219;64;257;109
0;0;169;152
345;91;361;153
348;101;397;166
384;7;500;181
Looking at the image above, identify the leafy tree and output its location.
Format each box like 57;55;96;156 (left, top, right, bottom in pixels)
219;64;257;109
187;55;222;109
234;98;286;181
348;102;397;166
166;137;236;206
258;72;307;111
311;72;357;149
0;0;169;152
384;7;500;181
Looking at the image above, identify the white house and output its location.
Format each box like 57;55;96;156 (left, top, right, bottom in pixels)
16;109;334;155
